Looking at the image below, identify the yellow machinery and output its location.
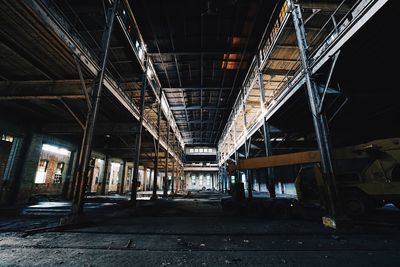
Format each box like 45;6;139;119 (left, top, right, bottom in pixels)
227;138;400;217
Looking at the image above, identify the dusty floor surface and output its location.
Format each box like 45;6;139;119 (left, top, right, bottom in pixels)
1;195;400;267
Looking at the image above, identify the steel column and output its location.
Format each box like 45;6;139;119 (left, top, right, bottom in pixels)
71;0;119;216
288;0;338;216
257;54;276;198
143;166;148;191
68;148;80;200
119;159;127;194
244;137;252;198
163;121;170;198
131;69;147;205
100;155;109;195
234;151;240;183
171;160;175;195
262;122;276;198
151;90;163;200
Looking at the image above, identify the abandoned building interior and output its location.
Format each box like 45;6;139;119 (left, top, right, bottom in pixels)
0;0;400;266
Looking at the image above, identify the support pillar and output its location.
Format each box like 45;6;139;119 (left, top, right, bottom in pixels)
171;160;175;195
288;0;338;217
163;122;170;198
100;155;109;195
151;90;163;200
176;166;181;192
257;54;276;199
131;63;147;205
244;137;252;198
234;151;239;183
119;160;127;194
143;166;148;192
68;148;80;200
71;0;119;217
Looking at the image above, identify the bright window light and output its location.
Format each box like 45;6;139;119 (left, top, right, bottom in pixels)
42;144;70;156
146;67;153;78
138;47;144;60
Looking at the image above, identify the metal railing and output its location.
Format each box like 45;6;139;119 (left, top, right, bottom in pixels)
217;0;385;164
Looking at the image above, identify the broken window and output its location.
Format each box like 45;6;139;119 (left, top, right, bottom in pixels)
53;162;64;184
35;159;48;184
1;134;13;143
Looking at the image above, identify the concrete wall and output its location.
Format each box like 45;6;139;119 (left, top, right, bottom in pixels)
16;135;78;203
0;140;12;179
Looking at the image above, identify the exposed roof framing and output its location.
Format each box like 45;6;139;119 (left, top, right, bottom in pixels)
133;0;277;145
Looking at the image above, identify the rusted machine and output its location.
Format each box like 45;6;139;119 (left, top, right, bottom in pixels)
226;138;400;218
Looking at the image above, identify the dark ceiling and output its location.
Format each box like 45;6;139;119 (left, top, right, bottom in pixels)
132;0;279;145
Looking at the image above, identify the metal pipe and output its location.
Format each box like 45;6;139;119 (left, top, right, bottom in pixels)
71;0;119;216
288;0;338;216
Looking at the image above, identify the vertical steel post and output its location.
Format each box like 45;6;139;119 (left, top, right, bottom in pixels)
131;66;148;205
244;138;253;198
262;122;276;198
257;54;276;198
119;159;127;194
175;167;180;193
143;166;148;191
171;159;175;195
72;0;119;216
222;168;226;192
234;151;239;183
288;0;338;216
163;121;170;197
68;148;80;200
151;90;163;200
100;155;109;195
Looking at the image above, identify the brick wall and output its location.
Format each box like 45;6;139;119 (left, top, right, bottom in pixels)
31;150;71;195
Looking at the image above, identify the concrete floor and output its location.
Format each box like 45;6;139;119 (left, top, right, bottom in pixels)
1;195;400;267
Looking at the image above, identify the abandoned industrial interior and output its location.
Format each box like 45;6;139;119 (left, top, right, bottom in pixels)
0;0;399;266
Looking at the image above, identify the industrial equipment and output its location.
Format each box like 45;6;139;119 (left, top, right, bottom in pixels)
226;138;400;217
